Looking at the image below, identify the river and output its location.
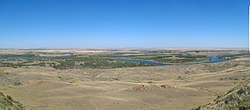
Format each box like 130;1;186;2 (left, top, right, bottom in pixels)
113;56;230;66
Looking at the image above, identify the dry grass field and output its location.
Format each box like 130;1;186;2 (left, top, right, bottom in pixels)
0;49;249;110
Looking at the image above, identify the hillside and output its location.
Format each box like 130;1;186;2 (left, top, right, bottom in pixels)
196;80;250;110
0;92;24;110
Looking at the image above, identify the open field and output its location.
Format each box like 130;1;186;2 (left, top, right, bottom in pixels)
0;49;249;110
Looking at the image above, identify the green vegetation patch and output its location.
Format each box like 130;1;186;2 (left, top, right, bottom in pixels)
123;53;209;63
0;92;24;110
53;56;153;69
195;81;250;110
238;98;250;110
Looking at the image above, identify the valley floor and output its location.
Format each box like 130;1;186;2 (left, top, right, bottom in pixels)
1;58;250;110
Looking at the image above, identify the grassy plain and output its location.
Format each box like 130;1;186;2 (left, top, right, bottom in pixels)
0;49;249;110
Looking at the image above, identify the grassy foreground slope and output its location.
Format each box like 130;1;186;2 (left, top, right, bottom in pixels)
0;92;24;110
196;80;250;110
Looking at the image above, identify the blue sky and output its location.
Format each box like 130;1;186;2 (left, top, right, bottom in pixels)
0;0;248;48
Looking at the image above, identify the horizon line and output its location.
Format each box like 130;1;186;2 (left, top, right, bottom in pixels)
0;47;248;50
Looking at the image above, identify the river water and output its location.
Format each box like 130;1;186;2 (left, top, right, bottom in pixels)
197;56;229;64
113;56;230;66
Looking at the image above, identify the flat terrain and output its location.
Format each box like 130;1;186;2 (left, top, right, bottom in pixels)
0;49;249;110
